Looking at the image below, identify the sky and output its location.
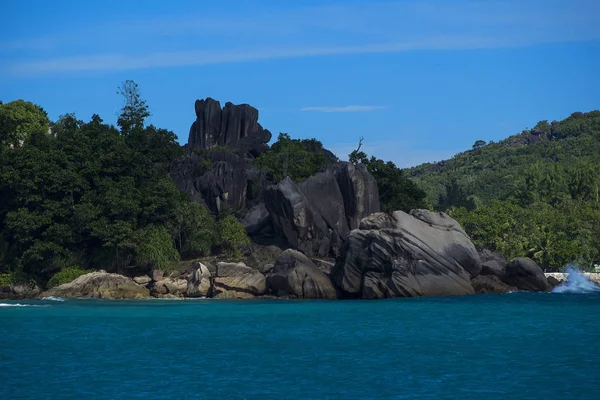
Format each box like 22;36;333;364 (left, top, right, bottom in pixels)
1;0;599;167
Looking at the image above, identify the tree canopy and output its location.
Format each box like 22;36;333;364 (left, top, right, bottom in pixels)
409;110;600;271
0;100;49;148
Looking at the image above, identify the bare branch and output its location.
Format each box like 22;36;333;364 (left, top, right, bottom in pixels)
355;136;364;153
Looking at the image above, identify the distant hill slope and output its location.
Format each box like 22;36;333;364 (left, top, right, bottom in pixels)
407;110;600;206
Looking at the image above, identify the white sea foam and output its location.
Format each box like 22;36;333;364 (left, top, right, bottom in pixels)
552;266;600;294
41;296;66;302
0;303;48;307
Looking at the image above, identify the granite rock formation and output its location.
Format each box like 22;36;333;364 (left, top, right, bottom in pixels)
504;257;549;292
266;249;337;299
331;210;481;299
213;262;267;299
41;272;149;299
188;98;271;157
264;162;380;257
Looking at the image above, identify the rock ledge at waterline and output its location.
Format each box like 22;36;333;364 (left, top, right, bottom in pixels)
25;211;560;301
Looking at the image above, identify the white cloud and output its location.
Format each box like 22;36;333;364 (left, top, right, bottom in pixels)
2;34;556;75
301;106;386;113
3;0;599;76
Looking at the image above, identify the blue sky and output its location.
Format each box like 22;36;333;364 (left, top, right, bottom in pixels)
1;0;599;167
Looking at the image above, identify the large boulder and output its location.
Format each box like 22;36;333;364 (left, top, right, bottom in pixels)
504;258;549;292
265;177;331;257
186;262;213;297
213;262;267;298
188;98;271;157
241;202;272;235
298;169;349;240
332;210;481;299
264;162;381;257
266;249;337;299
150;277;188;297
0;282;41;300
477;247;508;280
471;275;517;294
328;162;380;230
41;272;150;299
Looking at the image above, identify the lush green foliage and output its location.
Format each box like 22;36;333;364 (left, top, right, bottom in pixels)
116;80;150;135
255;133;335;182
218;215;251;258
134;226;180;270
410;111;600;270
47;266;93;288
350;147;427;212
0;100;49;148
0;89;216;283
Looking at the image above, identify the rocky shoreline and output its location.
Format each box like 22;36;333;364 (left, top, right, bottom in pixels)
3;209;583;301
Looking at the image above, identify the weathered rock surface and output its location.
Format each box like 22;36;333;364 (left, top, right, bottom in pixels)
265;177;331;257
170;151;268;215
213;262;266;298
504;258;549;292
480;260;507;279
186;262;213;297
311;259;336;276
188;98;272;157
133;275;152;285
298;169;349;239
0;282;41;300
41;272;149;299
150;277;188;297
329;162;380;230
546;275;562;290
241;202;272;235
471;275;516;294
265;162;380;257
332;210;481;299
267;249;337;299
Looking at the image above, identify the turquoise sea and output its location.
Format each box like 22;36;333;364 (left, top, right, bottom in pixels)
1;292;599;399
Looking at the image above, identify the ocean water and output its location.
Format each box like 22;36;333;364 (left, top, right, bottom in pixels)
1;292;600;399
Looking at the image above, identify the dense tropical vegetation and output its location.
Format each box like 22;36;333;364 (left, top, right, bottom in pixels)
0;82;249;286
409;111;600;271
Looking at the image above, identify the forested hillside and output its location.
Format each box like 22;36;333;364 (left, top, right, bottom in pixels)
408;111;600;271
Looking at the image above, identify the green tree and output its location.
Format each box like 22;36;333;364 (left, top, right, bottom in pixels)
134;225;180;270
218;215;250;258
349;140;427;212
472;140;486;150
0;100;49;148
117;80;150;135
255;133;334;182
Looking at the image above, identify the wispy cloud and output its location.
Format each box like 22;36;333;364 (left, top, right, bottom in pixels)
2;0;599;76
301;106;386;113
4;33;577;76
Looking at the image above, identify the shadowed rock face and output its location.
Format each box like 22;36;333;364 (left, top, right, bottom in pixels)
266;249;337;299
188;98;271;157
264;162;380;257
504;258;549;292
332;210;481;299
170;151;267;215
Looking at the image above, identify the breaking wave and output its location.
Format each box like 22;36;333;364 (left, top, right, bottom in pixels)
41;296;65;302
552;266;600;294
